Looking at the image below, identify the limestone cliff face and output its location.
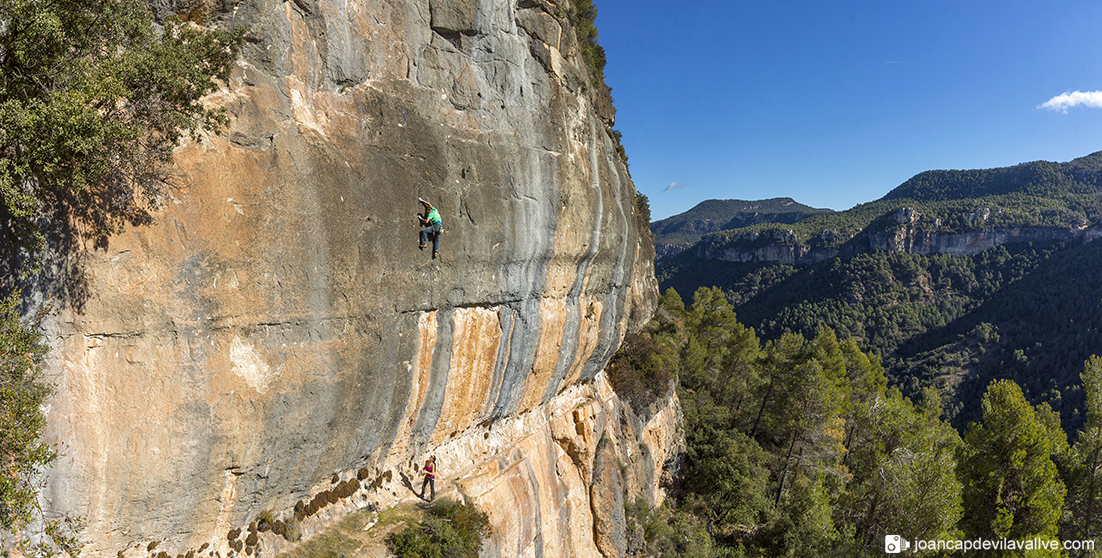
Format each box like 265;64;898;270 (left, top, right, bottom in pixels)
228;373;682;558
697;207;1100;265
866;207;1087;255
696;229;839;265
440;373;681;558
36;0;660;553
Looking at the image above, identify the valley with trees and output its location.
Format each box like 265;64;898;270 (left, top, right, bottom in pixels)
624;152;1102;556
650;198;834;261
610;286;1102;557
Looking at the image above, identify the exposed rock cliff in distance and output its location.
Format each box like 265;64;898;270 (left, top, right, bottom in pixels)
650;198;833;261
35;0;662;554
690;206;1100;267
669;152;1102;270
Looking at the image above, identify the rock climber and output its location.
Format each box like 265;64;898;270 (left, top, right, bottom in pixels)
419;455;436;501
417;197;442;259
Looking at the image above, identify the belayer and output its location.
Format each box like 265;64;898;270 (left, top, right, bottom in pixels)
417;197;442;259
419;455;437;501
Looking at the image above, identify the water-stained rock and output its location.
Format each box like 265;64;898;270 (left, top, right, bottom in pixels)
590;437;627;558
35;0;658;554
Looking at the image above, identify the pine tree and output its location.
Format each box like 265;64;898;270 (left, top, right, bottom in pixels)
958;379;1066;555
1061;356;1102;549
840;387;962;557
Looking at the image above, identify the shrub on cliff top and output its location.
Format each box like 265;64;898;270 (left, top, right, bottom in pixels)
568;0;606;79
608;331;674;412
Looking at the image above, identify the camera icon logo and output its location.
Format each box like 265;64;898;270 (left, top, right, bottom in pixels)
885;535;910;553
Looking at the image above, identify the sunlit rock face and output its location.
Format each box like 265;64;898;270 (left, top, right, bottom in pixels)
36;0;659;553
868;226;1082;255
694;206;1096;266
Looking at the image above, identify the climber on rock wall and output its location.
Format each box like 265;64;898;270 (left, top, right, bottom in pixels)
417;197;442;260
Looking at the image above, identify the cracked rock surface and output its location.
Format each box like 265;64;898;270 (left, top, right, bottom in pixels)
37;0;658;553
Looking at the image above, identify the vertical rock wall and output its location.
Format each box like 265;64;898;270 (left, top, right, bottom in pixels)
35;0;660;553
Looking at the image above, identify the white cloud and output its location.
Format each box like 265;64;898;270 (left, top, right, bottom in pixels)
1038;90;1102;113
662;181;691;192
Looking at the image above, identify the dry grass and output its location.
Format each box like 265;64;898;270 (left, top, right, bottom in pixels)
277;505;425;558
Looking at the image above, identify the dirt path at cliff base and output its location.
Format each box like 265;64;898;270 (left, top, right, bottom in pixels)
278;477;462;558
276;504;418;558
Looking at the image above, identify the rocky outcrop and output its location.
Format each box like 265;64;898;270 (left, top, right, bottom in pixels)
34;0;660;554
697;228;839;265
204;373;682;558
699;241;839;265
653;243;688;261
869;225;1081;255
452;373;682;558
654;212;817;262
696;207;1101;266
867;208;1085;255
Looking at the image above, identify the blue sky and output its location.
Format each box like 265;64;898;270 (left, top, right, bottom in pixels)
595;0;1102;221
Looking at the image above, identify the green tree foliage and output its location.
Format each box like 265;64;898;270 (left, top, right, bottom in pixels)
614;287;963;557
635;191;649;223
388;500;491;558
607;288;683;412
936;239;1102;431
643;155;1102;554
661;236;1102;434
606;328;675;412
681;395;771;539
650;198;833;256
658;155;1102;436
0;292;81;556
883;154;1102;202
0;0;245;260
958;380;1066;552
567;0;605;79
628;499;732;558
838;387;962;555
726;243;1063;361
1061;356;1102;548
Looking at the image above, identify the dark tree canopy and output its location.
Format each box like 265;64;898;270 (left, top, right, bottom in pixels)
0;0;244;265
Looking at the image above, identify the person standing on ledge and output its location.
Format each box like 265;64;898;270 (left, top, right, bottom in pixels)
419;455;437;501
417;197;442;259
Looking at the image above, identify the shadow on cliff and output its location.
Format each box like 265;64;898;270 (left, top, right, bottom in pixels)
399;471;429;501
1;211;93;314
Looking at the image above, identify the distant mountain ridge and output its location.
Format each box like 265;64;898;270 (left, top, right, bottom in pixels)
655;150;1102;431
650;197;833;260
883;151;1102;202
688;151;1102;263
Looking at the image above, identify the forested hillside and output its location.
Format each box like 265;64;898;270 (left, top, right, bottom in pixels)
608;288;1102;557
682;152;1102;257
657;152;1102;432
883;154;1102;202
651;198;832;260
